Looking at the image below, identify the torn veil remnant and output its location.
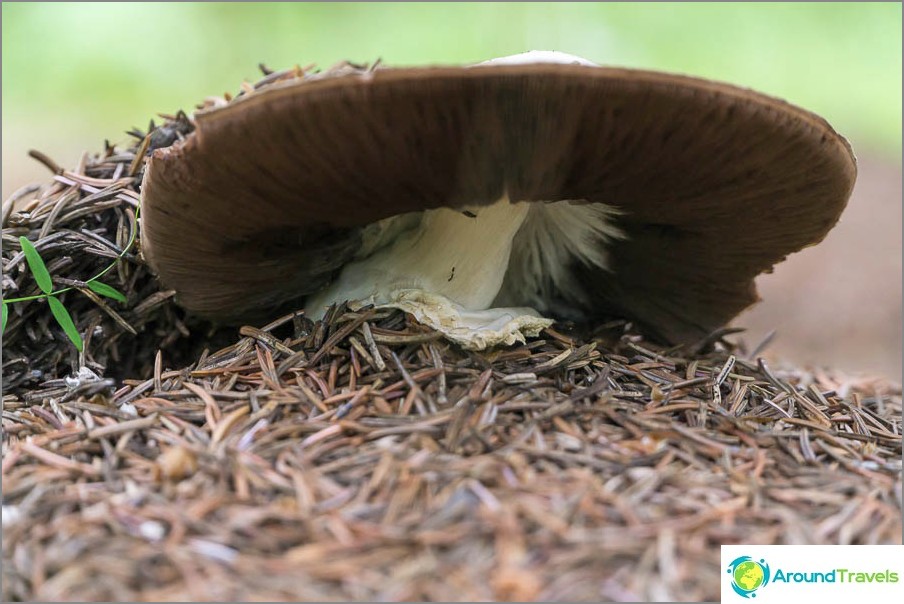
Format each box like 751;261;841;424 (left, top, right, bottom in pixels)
140;51;856;349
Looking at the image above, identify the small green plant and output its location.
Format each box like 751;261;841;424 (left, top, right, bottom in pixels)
2;206;138;352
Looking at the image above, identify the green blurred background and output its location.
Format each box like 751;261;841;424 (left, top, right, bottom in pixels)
3;1;901;180
2;2;902;378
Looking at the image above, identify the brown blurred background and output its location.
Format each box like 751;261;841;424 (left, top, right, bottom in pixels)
3;3;901;379
735;154;901;380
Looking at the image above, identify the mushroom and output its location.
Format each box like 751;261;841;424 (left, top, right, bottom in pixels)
140;51;856;349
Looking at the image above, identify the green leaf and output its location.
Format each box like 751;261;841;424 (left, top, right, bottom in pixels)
19;236;53;294
1;301;8;334
47;296;83;351
87;280;127;303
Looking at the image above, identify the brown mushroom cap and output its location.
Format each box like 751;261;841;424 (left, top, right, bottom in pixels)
140;62;856;344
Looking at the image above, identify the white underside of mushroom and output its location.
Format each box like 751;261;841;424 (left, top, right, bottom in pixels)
305;197;622;350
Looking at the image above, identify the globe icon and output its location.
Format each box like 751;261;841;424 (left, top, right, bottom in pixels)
733;560;765;592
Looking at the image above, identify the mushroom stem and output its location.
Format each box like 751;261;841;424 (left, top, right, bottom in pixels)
305;197;555;348
306;196;531;313
305;195;625;349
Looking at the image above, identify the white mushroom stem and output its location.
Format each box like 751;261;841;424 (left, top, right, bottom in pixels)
305;195;623;350
319;199;529;309
305;198;552;349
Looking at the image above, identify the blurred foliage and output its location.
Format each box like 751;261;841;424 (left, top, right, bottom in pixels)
2;2;901;196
